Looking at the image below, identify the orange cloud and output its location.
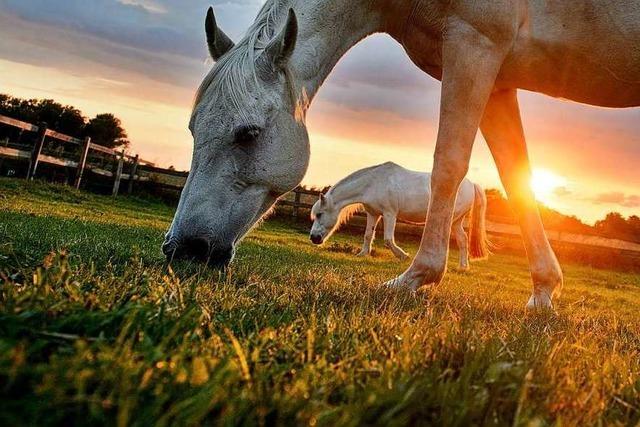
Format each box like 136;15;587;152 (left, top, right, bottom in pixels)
590;192;640;208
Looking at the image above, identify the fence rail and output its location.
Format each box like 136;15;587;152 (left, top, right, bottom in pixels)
0;114;185;195
1;113;639;255
0;114;39;132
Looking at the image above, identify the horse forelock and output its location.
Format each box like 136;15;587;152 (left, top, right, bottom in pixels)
193;0;300;124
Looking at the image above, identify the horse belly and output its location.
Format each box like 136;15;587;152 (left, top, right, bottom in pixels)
395;174;430;223
395;180;472;224
499;0;640;107
397;209;428;225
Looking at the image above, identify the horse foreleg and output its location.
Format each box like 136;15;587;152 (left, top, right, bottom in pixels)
452;217;469;271
386;30;506;290
357;212;380;257
481;89;562;309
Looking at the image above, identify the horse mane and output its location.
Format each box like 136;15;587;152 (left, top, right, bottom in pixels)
336;204;364;229
193;0;300;123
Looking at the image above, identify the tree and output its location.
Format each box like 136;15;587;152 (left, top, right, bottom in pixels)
0;95;38;123
539;204;593;235
34;99;65;127
57;106;86;136
594;212;632;241
0;94;131;150
0;94;9;110
628;216;640;242
83;114;129;149
33;99;85;136
0;95;86;137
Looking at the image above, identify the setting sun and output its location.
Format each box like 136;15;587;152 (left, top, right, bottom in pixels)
530;168;567;203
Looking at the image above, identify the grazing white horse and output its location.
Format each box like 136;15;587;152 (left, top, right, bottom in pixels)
309;162;489;270
164;0;640;309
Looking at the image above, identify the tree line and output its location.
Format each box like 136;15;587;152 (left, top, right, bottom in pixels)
594;212;640;244
0;94;129;149
485;189;640;244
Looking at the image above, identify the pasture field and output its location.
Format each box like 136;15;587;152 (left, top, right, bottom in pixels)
1;179;639;426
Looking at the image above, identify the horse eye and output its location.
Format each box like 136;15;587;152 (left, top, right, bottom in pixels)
234;125;262;145
316;213;322;219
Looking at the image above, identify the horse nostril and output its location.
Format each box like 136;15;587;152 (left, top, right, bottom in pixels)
180;237;211;262
162;239;178;257
310;234;322;245
167;236;233;269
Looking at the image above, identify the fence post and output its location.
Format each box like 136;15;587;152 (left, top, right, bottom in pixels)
74;137;91;189
292;189;301;220
27;122;47;180
127;154;139;195
112;150;124;197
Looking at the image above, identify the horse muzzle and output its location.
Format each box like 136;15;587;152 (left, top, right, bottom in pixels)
310;233;323;245
162;236;234;269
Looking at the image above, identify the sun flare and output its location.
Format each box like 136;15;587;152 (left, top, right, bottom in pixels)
530;169;567;203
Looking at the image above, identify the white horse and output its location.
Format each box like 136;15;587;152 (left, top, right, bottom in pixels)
309;162;488;270
164;0;640;309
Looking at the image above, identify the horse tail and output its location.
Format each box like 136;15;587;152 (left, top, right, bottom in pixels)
469;183;490;260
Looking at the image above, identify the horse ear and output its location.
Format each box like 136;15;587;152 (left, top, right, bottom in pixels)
320;193;326;205
205;7;235;61
264;8;298;69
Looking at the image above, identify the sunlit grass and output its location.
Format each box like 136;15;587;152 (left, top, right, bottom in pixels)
0;179;639;426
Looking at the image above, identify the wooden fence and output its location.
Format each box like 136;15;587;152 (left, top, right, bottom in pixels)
0;114;187;196
1;113;639;258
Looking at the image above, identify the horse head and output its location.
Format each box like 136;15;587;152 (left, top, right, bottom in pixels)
163;7;310;267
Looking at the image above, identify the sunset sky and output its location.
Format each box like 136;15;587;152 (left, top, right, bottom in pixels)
1;0;638;223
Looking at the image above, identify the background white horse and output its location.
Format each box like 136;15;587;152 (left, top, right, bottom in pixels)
309;162;489;270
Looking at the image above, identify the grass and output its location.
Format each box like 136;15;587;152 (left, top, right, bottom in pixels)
0;178;639;426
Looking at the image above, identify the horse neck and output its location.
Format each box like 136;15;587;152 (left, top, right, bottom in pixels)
328;170;374;211
288;0;407;107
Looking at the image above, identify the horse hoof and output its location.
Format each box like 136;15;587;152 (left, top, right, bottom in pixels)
394;252;409;261
384;273;415;290
356;251;369;257
383;271;422;291
383;276;405;289
525;291;554;311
